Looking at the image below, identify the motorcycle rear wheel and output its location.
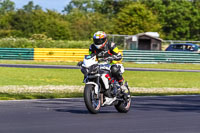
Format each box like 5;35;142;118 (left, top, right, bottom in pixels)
115;87;131;113
84;84;101;114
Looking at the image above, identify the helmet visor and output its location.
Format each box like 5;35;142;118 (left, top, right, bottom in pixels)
93;38;106;45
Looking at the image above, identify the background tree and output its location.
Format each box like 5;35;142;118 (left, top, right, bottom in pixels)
96;0;132;18
113;2;161;35
65;9;113;40
9;9;71;39
45;10;71;40
23;1;42;12
0;0;200;41
0;0;15;14
142;0;200;40
63;0;132;17
62;0;100;13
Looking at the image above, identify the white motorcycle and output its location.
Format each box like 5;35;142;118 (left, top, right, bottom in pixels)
78;54;131;114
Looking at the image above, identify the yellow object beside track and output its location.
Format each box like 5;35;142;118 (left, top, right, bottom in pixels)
34;48;123;62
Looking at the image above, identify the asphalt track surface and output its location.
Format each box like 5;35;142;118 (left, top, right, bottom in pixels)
0;96;200;133
0;64;200;72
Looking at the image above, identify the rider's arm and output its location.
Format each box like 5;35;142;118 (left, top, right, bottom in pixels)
110;43;122;61
89;45;94;55
112;47;122;61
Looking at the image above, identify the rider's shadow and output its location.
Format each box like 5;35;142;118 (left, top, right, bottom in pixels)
54;108;117;114
55;108;89;114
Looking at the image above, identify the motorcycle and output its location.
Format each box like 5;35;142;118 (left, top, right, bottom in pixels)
78;54;131;114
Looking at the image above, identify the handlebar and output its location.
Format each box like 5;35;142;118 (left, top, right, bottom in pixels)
98;57;113;63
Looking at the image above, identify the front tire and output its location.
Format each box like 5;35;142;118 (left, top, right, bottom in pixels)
84;84;101;114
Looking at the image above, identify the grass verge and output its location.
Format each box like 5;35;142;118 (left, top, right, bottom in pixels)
0;85;200;100
0;85;84;100
0;67;200;88
0;60;77;66
123;62;200;70
0;92;83;100
0;66;200;100
0;60;200;70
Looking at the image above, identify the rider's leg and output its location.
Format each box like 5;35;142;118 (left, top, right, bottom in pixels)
110;64;124;85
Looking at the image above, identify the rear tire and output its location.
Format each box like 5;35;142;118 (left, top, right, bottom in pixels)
115;86;131;113
84;84;101;114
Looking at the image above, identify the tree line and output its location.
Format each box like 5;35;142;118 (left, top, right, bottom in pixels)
0;0;200;41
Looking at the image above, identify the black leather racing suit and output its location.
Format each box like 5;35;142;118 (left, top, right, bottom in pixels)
88;41;124;85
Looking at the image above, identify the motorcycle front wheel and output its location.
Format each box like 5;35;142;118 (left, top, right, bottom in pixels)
84;84;101;114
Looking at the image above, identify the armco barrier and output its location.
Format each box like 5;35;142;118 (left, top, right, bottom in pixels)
34;48;89;61
1;48;199;63
34;48;123;62
0;48;34;60
123;50;200;63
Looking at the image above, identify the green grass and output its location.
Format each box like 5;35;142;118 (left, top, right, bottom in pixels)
0;92;83;100
0;60;77;66
124;71;200;88
0;67;83;86
0;67;200;100
123;62;200;70
0;67;200;88
1;60;200;70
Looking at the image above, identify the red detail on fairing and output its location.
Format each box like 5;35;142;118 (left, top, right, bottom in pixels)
105;74;111;80
94;50;96;54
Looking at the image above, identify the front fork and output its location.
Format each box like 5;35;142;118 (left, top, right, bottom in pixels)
96;76;104;106
85;74;101;99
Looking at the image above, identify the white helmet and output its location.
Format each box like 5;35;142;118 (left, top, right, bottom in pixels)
93;31;107;49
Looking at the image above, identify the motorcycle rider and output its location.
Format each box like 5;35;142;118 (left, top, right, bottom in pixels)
81;31;126;104
89;31;125;84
